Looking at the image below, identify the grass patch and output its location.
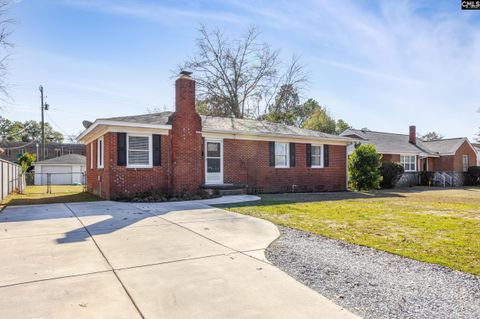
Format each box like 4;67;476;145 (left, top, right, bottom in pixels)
220;187;480;275
2;185;100;206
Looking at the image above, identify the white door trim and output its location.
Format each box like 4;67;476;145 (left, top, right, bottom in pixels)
204;139;224;185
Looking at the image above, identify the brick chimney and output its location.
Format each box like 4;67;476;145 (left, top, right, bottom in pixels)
409;125;416;144
170;71;203;195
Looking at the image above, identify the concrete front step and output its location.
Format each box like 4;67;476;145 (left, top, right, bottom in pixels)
201;184;246;196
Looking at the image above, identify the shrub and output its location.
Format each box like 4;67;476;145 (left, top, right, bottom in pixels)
18;152;36;173
348;144;382;191
465;166;480;186
419;171;435;186
380;161;404;189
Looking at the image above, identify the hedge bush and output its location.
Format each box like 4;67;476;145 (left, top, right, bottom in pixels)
380;161;404;189
465;166;480;186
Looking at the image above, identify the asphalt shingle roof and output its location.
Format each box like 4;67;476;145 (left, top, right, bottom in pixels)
98;112;350;141
99;112;171;125
201;115;348;140
419;138;468;155
35;154;86;165
341;129;433;155
341;128;469;156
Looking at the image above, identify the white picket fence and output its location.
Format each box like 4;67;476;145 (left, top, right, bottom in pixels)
0;159;21;201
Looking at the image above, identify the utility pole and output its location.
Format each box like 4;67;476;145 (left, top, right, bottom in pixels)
39;85;45;161
39;85;50;161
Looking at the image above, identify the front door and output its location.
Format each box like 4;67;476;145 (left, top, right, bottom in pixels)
205;139;223;185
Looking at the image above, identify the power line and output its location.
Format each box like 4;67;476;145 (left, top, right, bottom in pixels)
45;112;73;137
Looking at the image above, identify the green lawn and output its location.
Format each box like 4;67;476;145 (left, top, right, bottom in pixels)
220;187;480;276
2;185;100;206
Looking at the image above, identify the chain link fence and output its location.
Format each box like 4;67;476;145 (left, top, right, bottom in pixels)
25;171;86;194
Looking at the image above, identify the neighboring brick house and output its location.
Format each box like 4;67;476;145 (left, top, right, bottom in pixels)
0;141;85;163
341;127;478;186
77;72;353;199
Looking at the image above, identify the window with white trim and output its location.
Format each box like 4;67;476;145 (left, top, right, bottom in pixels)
400;155;416;172
275;142;289;168
311;145;323;168
97;136;104;169
127;135;151;167
90;143;93;169
462;155;469;172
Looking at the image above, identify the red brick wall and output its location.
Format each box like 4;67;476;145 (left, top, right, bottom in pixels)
453;141;477;171
87;133;170;199
430;141;477;172
170;75;203;194
381;154;400;162
223;139;347;193
433;155;453;172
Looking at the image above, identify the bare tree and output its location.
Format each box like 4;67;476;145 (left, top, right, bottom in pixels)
264;55;309;110
0;1;12;101
179;25;308;119
421;131;444;141
262;56;309;124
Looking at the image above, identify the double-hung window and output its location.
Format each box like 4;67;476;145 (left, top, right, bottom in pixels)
311;145;323;168
275;142;289;168
127;135;151;167
97;136;104;169
400;155;416;172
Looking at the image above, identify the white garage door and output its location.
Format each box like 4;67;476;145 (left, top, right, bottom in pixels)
41;166;73;185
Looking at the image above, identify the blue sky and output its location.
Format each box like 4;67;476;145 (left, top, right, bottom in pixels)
3;0;480;140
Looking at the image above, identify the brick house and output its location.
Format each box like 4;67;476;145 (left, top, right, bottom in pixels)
341;127;478;186
77;72;352;199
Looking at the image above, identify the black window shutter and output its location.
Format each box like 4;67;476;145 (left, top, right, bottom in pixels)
324;144;330;167
269;142;275;167
306;144;312;167
117;133;126;166
152;134;161;166
289;143;296;167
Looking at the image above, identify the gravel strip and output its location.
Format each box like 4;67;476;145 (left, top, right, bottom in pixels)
266;226;480;319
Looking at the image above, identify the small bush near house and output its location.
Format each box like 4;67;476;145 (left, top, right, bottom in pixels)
420;171;435;186
380;161;404;189
464;166;480;186
348;144;382;191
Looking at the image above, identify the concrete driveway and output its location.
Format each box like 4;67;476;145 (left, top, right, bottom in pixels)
0;195;359;319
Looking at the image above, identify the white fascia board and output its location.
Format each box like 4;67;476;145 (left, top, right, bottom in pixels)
200;130;353;146
77;120;171;143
